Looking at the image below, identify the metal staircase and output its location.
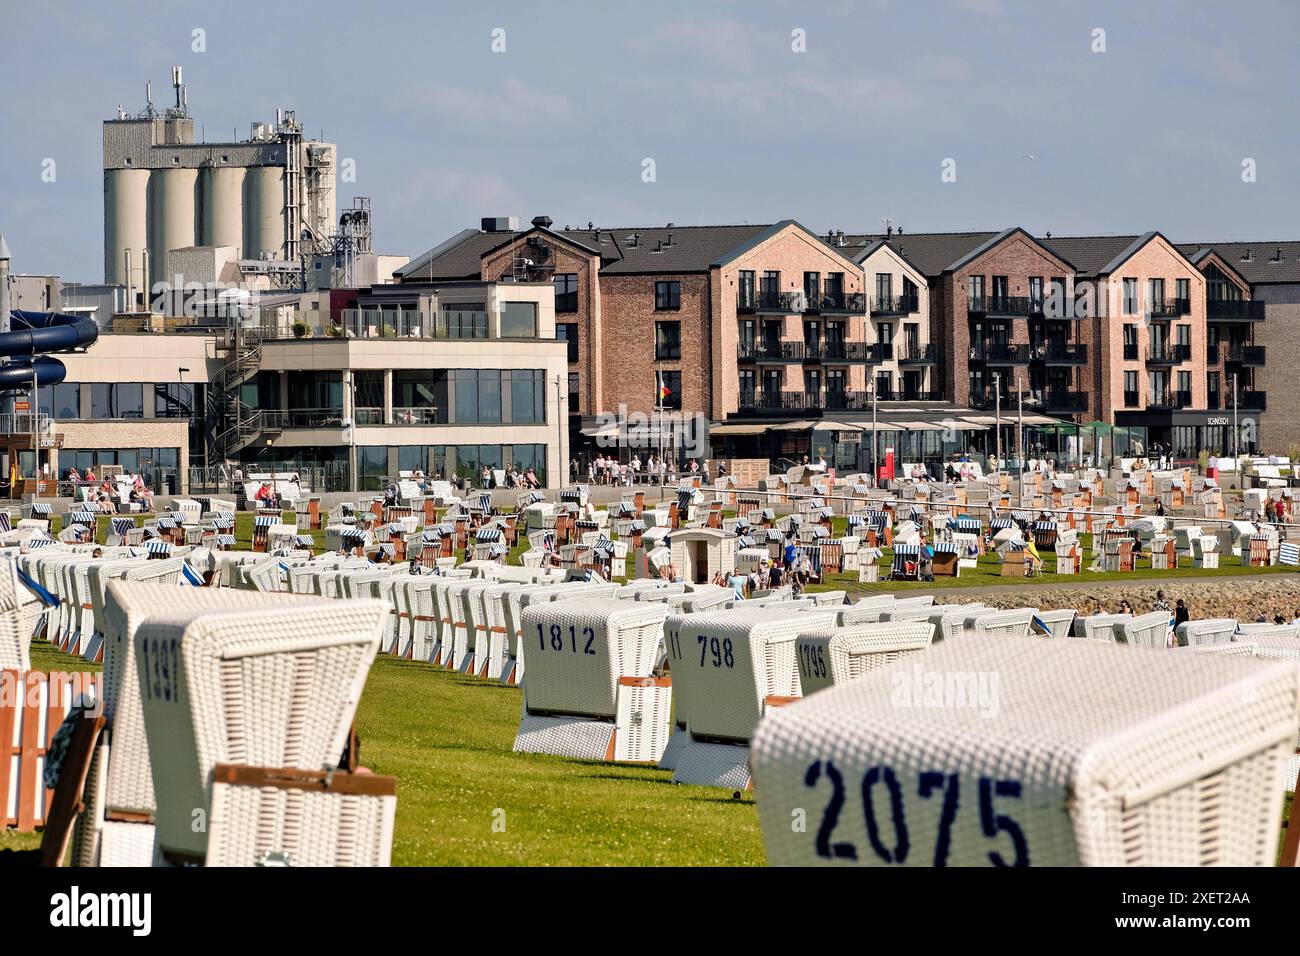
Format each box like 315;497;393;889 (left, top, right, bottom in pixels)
214;330;277;460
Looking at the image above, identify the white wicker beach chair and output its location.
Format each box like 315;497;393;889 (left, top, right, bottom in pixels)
663;606;838;788
499;581;617;684
71;581;307;867
752;634;1300;865
513;597;672;763
83;557;184;664
1235;622;1300;639
1033;609;1076;639
1237;634;1300;794
1081;613;1133;643
133;594;389;865
1175;619;1238;648
1123;611;1174;649
796;622;935;695
968;607;1038;640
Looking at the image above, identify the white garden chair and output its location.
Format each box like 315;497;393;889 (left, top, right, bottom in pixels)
796;622;935;696
751;634;1300;865
662;605;838;787
1175;619;1237;648
513;597;672;763
133;593;391;866
1123;611;1173;649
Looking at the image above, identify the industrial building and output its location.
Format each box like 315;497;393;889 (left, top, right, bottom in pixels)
103;67;337;297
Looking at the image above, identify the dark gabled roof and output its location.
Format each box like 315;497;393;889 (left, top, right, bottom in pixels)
946;227;1075;274
397;229;505;281
838;232;997;277
1184;246;1252;290
562;223;773;275
848;237;927;280
1177;241;1300;284
1040;235;1140;277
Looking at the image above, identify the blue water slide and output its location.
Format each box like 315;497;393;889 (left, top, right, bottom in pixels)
0;310;99;392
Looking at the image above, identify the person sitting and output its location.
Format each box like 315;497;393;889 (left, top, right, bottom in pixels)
524;467;539;489
67;467;82;483
84;467;97;482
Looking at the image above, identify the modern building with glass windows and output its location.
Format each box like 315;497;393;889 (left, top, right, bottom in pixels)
17;278;568;494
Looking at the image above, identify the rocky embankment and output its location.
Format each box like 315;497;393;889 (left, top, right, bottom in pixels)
946;578;1300;622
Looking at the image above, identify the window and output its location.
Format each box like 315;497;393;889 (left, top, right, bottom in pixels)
738;319;756;352
90;383;144;418
654;320;682;359
508;369;545;424
1178;370;1192;398
557;322;579;362
992;276;1009;300
153;383;194;418
875;372;893;399
477;370;502;424
968;275;984;308
392;370;447;421
567;372;580;402
1124;371;1138;406
1123;278;1137;315
655;281;681;310
876;273;892;305
1149;278;1165;311
358;446;389;492
553;273;578;313
397;445;426;475
40;382;80;419
1123;324;1138;361
440;302;488;338
760;271;780;295
825;273;844;298
738;270;755;309
803;272;820;302
659;370;682;410
1176;278;1189;306
1029;276;1043;308
1208;371;1220;408
500;301;537;338
738;369;755;400
453;370;479;422
803;369;821;396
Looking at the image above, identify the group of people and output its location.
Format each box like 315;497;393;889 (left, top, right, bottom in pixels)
477;464;540;490
577;454;714;487
66;467;155;513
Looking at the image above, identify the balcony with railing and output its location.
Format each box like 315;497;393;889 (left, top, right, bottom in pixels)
967;390;1016;411
969;342;1035;364
1037;343;1088;364
737;389;873;413
1147;298;1192;319
869;294;919;317
258;407;348;429
967;295;1041;318
1224;345;1266;367
737;341;885;363
1207;299;1265;322
1042;390;1088;413
897;344;940;365
811;290;868;314
1237;390;1267;411
898;389;944;402
1145;344;1192;365
1147;390;1192;410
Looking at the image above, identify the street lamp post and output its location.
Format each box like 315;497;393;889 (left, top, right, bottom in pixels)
992;371;1002;468
870;380;878;487
1231;372;1239;459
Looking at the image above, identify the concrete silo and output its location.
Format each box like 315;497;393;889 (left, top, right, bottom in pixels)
103;166;149;290
200;164;246;256
245;165;286;261
148;166;199;287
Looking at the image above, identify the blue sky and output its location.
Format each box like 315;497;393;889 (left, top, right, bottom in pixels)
1;0;1297;280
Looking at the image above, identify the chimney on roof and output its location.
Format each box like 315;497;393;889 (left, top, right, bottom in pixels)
531;215;553;229
666;233;673;246
666;222;674;228
885;224;892;237
654;240;663;253
629;233;639;247
1273;247;1283;262
1242;248;1252;261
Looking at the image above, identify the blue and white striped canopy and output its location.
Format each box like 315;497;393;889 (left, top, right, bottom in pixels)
476;527;502;542
29;503;52;515
253;514;277;527
294;534;314;547
69;511;96;524
111;517;135;535
145;540;172;555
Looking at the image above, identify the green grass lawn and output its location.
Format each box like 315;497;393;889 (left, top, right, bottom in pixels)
3;640;764;865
